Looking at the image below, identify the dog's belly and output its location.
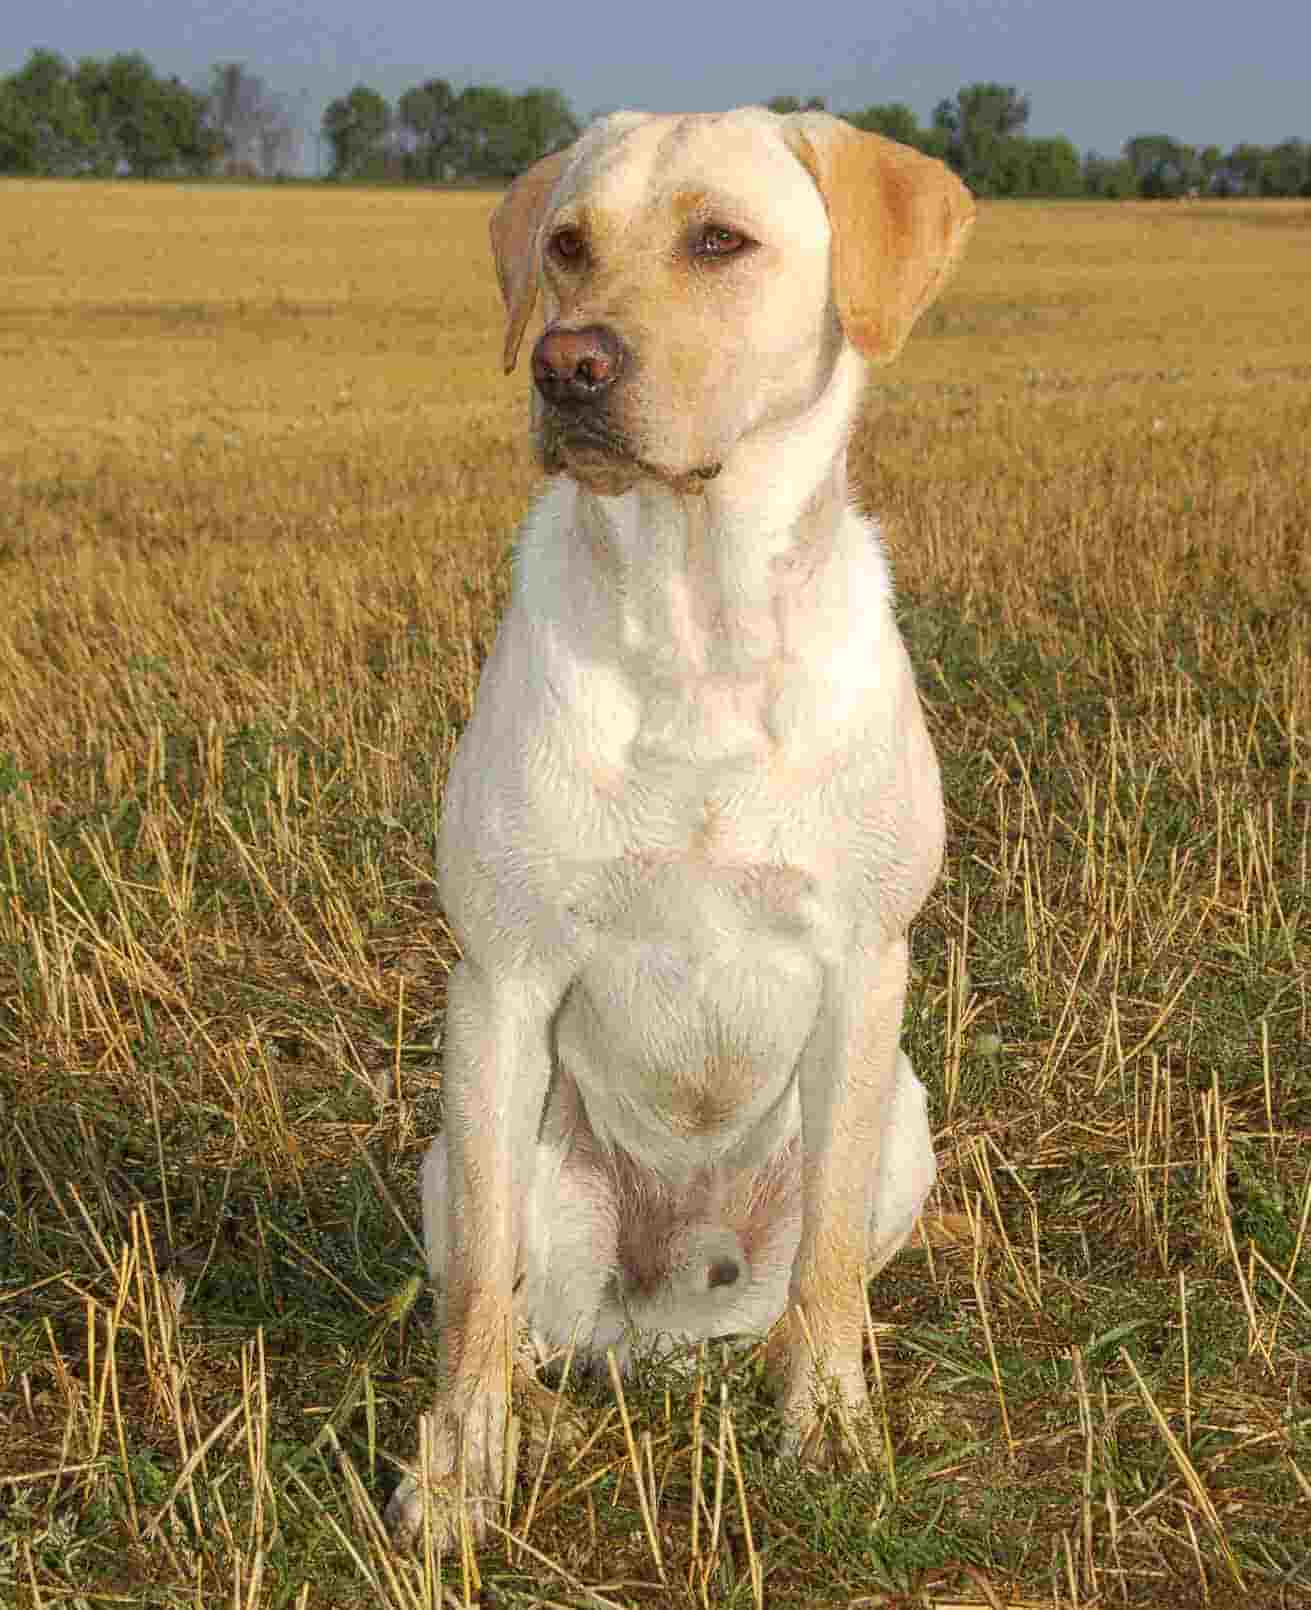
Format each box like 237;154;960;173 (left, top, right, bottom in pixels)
555;857;823;1178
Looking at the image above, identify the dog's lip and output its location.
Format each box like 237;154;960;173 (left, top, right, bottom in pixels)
558;430;630;460
546;412;634;458
545;418;722;486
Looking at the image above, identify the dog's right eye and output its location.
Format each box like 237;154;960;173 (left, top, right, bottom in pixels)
694;225;751;259
548;227;587;265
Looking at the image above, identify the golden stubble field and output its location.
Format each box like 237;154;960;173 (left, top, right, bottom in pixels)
0;179;1308;1607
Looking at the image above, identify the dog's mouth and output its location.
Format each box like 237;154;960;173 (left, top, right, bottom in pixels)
539;413;721;496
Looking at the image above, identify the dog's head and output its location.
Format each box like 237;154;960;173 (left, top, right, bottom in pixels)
490;108;975;496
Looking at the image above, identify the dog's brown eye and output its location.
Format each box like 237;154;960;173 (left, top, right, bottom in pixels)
696;225;749;258
549;227;587;264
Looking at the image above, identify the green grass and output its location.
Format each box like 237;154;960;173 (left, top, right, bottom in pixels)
3;575;1306;1606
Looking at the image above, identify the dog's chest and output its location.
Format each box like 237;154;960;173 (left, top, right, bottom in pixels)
547;597;830;863
599;665;782;849
440;508;942;976
632;669;774;776
542;661;837;1163
556;856;823;1168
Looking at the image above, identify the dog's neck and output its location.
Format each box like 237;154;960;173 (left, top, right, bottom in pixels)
572;344;869;680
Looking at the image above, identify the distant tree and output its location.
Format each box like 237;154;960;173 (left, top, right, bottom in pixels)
397;77;458;180
1221;138;1310;197
73;53;219;177
0;49;97;174
1223;141;1267;195
208;63;295;177
322;85;392;179
846;102;920;146
766;95;826;115
509;87;580;171
1022;135;1083;197
1198;144;1224;194
990;136;1035;195
1081;150;1136;198
0;82;38;173
1123;133;1198;198
914;125;952;164
1267;137;1310;196
441;84;578;179
450;83;518;177
933;82;1030;192
343;79;579;184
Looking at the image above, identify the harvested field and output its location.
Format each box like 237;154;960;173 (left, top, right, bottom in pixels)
1;180;1308;1606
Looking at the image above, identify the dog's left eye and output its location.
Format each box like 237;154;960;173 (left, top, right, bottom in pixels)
695;225;750;259
549;227;588;264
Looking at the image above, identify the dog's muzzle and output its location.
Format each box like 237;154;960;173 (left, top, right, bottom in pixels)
532;325;721;491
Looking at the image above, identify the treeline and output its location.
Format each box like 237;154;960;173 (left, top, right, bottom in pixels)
0;52;296;178
0;49;223;177
320;82;578;182
2;48;1309;199
772;86;1311;199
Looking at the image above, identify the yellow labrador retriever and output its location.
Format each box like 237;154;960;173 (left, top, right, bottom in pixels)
387;106;973;1546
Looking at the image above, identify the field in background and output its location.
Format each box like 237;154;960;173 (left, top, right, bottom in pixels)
1;180;1308;1607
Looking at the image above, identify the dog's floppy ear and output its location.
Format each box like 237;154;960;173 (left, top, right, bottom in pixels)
785;114;975;364
489;146;574;375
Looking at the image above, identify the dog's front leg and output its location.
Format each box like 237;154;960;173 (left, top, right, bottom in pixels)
770;935;910;1462
386;958;557;1549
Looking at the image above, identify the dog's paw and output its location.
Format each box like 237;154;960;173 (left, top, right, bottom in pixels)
385;1469;487;1555
777;1392;876;1470
385;1386;509;1553
770;1335;875;1471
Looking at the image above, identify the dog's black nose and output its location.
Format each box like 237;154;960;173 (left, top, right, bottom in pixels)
532;324;624;407
707;1257;740;1289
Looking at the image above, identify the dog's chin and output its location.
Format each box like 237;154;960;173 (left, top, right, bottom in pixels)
540;427;721;498
542;436;645;497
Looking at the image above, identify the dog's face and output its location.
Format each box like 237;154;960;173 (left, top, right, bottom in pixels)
524;112;838;494
490;109;975;496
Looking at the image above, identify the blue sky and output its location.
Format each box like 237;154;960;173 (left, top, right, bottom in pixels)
6;0;1309;168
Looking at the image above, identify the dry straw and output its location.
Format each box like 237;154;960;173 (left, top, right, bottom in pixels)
1;182;1308;1606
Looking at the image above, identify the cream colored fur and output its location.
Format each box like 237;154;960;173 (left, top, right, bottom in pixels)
386;106;974;1548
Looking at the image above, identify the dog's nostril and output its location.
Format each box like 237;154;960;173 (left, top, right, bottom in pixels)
531;325;622;402
707;1257;740;1289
